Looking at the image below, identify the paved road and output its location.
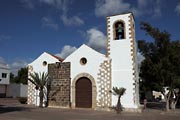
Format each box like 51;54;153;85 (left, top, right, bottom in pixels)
1;98;180;120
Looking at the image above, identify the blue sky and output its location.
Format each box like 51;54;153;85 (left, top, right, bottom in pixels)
0;0;180;75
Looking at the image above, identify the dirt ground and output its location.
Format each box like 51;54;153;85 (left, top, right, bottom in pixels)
1;98;180;120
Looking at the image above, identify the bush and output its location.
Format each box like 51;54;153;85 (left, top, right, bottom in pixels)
18;97;27;104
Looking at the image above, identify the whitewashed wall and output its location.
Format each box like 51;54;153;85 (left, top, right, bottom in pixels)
29;52;61;73
108;13;138;108
7;83;27;98
64;44;107;103
0;64;10;85
28;52;61;106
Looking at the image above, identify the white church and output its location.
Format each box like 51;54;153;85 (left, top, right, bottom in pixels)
27;13;140;112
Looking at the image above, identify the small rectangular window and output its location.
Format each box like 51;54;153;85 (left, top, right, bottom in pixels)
2;73;7;78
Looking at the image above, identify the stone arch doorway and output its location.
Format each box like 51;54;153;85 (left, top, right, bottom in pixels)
71;73;96;109
76;77;92;108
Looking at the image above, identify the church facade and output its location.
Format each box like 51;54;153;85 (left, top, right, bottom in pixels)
27;13;140;111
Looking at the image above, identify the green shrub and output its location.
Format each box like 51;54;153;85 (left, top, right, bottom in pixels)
18;97;27;104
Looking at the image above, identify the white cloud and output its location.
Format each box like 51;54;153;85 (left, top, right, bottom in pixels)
95;0;162;17
41;17;59;30
175;3;180;15
39;0;59;5
41;0;84;27
86;28;106;52
137;52;145;72
21;0;83;27
0;57;28;75
21;0;71;12
39;0;71;12
137;52;145;65
60;14;84;26
55;29;106;58
139;0;162;17
56;45;77;59
95;0;130;17
10;59;28;75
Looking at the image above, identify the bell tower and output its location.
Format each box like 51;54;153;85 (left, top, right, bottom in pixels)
107;13;139;110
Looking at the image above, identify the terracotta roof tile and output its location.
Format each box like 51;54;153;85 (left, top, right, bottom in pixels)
46;52;64;62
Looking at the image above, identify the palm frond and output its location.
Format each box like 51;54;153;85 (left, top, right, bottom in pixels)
28;77;37;86
42;72;49;86
28;72;50;88
28;71;50;108
112;87;126;97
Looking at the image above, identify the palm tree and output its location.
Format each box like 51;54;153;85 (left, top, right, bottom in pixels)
28;72;50;108
111;87;126;113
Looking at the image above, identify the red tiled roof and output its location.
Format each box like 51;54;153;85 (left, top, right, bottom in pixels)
46;52;64;62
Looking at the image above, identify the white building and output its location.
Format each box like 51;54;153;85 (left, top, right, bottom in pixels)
0;64;10;97
28;13;140;111
27;52;63;106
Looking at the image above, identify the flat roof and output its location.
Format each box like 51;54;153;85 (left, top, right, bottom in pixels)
0;64;10;69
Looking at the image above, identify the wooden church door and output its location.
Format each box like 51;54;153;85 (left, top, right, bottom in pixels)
75;77;92;108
